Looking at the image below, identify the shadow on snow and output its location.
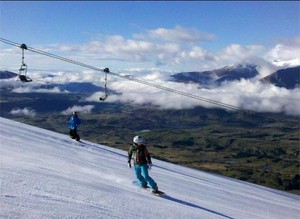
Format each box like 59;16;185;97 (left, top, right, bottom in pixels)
162;195;234;219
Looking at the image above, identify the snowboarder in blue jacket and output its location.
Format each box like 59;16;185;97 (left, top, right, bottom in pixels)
128;136;159;193
68;111;81;141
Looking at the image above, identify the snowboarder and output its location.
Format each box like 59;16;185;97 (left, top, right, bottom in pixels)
128;136;159;193
68;111;81;141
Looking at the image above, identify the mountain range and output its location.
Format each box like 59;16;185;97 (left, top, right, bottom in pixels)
170;65;300;89
0;70;18;79
171;64;259;86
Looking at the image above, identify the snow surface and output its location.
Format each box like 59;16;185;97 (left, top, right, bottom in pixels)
0;117;299;219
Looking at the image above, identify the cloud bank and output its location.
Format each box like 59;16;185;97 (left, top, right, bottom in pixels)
12;86;63;94
84;69;300;116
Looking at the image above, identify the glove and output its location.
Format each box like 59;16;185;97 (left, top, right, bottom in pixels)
128;161;132;168
148;163;152;170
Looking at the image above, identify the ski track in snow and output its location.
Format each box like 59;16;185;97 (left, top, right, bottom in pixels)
0;117;299;219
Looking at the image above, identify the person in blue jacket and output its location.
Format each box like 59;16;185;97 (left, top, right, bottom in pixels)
68;111;81;141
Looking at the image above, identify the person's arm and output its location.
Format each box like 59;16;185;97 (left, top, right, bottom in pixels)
67;117;72;126
128;146;133;162
128;146;133;168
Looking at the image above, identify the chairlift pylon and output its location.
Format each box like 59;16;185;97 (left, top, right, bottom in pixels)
18;43;32;82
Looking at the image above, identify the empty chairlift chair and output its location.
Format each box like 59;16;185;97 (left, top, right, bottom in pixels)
18;63;32;82
99;68;109;101
18;43;32;83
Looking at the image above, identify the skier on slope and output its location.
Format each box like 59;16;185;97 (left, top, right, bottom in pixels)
68;111;81;141
128;136;159;194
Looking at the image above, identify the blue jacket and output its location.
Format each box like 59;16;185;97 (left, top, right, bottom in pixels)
68;115;81;130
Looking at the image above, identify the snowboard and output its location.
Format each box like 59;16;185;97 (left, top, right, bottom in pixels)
70;137;81;142
132;181;165;196
64;138;86;147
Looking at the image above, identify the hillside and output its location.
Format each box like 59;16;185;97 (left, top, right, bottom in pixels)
0;70;18;79
171;65;300;89
1;117;299;218
170;64;259;86
261;66;300;89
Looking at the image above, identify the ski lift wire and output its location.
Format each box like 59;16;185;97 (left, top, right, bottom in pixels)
0;37;254;113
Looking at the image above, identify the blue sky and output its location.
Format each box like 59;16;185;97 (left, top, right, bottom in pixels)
0;1;299;72
0;1;299;115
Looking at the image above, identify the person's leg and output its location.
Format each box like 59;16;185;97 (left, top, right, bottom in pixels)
141;164;157;190
69;129;75;139
134;165;147;187
74;129;80;141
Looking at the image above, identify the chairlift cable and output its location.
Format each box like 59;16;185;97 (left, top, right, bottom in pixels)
0;37;254;113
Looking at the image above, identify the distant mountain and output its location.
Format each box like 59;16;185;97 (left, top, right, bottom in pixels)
170;64;259;86
0;71;18;79
2;65;299;94
261;66;300;89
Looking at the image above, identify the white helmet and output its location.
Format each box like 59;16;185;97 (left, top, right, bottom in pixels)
133;136;144;144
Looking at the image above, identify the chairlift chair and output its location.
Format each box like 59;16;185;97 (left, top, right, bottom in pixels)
18;43;32;82
99;68;109;101
18;63;32;82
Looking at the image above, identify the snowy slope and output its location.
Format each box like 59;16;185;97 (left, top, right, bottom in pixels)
0;117;299;219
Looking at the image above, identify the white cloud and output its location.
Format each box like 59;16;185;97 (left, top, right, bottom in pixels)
84;68;300;116
60;105;95;115
93;35;181;64
218;44;265;65
255;61;278;79
12;86;63;94
47;27;216;69
171;46;217;67
82;35;298;71
136;26;216;43
217;79;300;115
10;107;37;117
265;37;300;62
0;76;69;93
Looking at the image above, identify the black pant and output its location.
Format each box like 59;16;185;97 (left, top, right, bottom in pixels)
69;129;80;141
